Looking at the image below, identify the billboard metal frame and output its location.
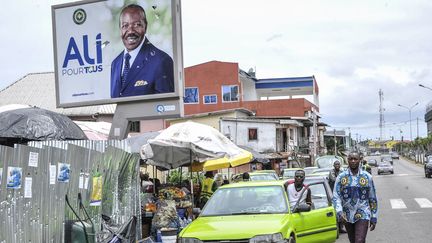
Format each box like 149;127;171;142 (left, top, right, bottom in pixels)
51;0;184;108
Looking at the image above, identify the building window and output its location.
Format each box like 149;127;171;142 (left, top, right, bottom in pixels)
289;128;294;140
129;121;140;133
203;95;217;104
184;87;199;104
248;128;258;141
222;85;239;102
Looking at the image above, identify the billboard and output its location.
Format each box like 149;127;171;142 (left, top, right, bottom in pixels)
52;0;183;108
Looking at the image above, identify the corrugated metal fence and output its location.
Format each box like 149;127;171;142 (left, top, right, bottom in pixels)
0;140;141;243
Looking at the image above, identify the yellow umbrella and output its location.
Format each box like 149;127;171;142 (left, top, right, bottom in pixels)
191;149;253;172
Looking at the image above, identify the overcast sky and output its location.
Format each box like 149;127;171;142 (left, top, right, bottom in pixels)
1;0;431;141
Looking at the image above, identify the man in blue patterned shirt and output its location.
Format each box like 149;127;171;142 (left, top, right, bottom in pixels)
332;152;378;243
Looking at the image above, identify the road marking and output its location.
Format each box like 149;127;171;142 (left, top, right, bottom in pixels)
414;198;432;208
374;173;418;178
401;211;422;215
390;199;407;209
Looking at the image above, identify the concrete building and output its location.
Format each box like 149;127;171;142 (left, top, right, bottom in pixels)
425;101;432;134
0;61;325;163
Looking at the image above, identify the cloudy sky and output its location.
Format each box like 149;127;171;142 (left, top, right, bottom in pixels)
1;0;431;141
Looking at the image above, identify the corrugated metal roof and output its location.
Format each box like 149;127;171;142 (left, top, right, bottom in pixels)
0;72;116;116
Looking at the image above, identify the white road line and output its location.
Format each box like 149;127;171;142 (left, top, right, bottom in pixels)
414;198;432;208
390;199;407;209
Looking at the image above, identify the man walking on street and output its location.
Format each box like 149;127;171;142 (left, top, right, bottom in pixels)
332;152;378;243
328;160;347;234
328;160;342;191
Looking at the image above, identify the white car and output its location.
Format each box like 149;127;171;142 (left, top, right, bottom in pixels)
377;162;394;175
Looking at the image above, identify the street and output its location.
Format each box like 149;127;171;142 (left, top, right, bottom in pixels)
336;157;432;242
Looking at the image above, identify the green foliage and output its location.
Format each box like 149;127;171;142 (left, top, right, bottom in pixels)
167;169;204;185
167;169;185;185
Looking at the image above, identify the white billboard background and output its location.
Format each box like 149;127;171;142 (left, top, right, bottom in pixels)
53;0;174;106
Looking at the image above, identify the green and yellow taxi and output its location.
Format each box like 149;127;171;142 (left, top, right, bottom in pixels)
178;179;337;243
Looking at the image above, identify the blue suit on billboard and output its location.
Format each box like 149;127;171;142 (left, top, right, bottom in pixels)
110;38;174;98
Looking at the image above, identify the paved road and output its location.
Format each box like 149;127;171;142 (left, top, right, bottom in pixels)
336;156;432;243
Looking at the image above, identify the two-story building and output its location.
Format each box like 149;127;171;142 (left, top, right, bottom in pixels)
170;61;326;169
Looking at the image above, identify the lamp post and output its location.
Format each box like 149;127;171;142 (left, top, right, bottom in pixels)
397;102;418;141
419;83;432;91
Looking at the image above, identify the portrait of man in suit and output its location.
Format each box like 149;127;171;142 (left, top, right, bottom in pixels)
111;4;174;98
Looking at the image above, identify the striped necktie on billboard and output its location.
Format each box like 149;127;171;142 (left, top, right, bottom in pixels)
121;53;131;89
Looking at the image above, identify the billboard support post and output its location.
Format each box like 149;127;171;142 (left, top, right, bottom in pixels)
109;98;183;140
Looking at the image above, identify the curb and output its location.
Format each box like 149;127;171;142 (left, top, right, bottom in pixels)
401;156;424;168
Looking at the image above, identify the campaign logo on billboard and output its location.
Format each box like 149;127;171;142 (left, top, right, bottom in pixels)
61;33;103;76
73;8;86;25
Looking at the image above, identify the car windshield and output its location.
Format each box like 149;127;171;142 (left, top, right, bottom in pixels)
304;167;318;175
201;186;289;216
312;168;332;174
250;173;278;181
316;156;342;168
282;169;297;178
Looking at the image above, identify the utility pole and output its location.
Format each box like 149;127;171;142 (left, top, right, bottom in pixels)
346;127;350;150
417;117;419;139
379;89;385;141
334;129;337;155
397;102;418;141
312;108;317;164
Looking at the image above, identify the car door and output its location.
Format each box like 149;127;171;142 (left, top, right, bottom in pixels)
291;182;338;243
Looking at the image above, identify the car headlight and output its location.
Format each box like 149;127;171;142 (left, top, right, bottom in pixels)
177;237;203;243
249;233;286;243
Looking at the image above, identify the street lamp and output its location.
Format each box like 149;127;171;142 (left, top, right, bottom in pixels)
419;83;432;91
397;102;418;141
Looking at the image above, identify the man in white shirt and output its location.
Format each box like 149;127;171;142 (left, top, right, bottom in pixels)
287;170;312;209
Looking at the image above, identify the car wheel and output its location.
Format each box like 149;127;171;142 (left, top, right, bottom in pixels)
288;235;296;243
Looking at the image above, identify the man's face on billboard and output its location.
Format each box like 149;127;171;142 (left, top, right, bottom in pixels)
120;8;146;52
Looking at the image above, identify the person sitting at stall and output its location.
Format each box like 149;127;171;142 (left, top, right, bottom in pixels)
181;179;191;194
198;171;218;209
140;172;154;193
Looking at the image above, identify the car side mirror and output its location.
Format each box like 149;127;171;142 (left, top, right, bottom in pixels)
294;203;311;213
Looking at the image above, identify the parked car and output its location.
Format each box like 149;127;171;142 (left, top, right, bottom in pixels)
377;162;394;175
367;158;378;167
315;155;345;168
381;154;393;165
178;180;338;243
391;152;400;160
424;156;432;178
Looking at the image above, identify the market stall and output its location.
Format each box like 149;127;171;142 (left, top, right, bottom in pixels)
139;121;253;241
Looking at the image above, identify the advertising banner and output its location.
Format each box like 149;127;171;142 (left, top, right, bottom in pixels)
52;0;183;107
